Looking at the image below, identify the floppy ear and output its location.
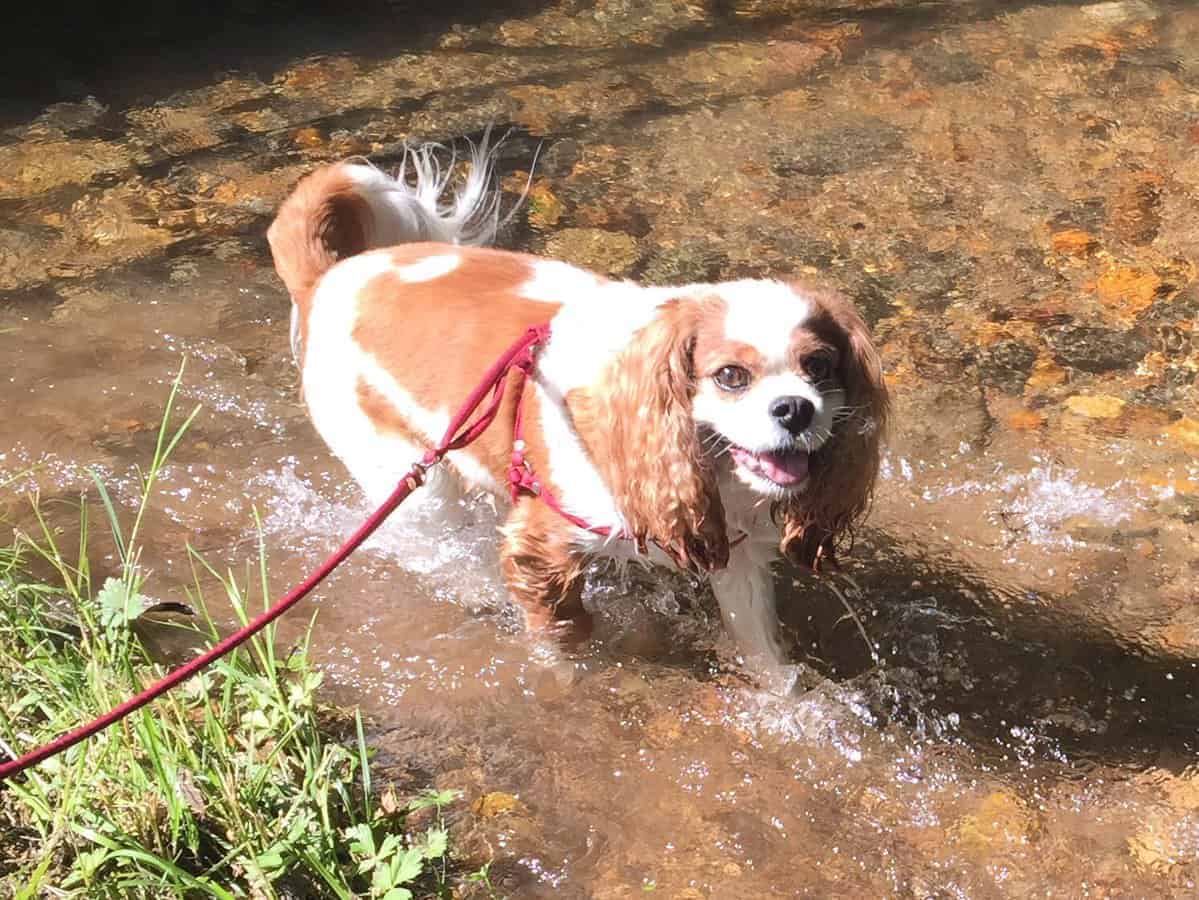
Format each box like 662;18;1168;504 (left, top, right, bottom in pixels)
778;290;889;569
569;300;729;572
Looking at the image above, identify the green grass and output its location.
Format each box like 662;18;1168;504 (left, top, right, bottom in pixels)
0;363;494;897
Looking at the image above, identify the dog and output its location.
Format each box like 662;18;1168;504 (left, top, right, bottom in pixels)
266;137;888;669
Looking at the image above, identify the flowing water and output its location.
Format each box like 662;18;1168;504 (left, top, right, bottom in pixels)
3;0;1199;895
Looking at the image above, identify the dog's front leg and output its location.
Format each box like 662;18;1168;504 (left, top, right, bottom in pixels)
709;543;787;668
500;501;593;644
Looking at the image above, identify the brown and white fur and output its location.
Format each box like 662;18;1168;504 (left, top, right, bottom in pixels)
267;138;888;670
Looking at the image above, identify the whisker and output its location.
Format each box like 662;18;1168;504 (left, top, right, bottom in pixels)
826;577;879;666
700;430;735;461
706;442;734;461
831;405;867;423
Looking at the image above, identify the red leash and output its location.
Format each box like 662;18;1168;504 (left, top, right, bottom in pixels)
0;325;550;783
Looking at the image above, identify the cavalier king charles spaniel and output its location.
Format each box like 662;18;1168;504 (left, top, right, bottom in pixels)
267;137;888;669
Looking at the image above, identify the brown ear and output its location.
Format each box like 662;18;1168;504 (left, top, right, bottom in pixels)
569;300;729;572
779;289;889;569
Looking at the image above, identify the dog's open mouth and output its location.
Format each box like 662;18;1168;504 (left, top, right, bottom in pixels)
728;444;810;487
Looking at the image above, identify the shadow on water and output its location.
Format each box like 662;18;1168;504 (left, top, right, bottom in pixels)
781;528;1198;773
10;0;1173;126
2;0;556;122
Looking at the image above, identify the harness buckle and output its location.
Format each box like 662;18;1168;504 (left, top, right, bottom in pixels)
409;453;441;485
507;459;540;496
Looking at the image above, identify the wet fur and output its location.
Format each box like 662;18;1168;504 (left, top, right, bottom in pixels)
777;285;890;569
267;135;888;669
568;299;730;572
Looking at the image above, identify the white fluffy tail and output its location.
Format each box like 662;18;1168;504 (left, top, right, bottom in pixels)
267;131;517;309
345;133;516;250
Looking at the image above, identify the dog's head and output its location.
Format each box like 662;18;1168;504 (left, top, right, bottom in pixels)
576;279;888;572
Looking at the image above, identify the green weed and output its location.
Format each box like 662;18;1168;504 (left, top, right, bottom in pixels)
0;362;488;897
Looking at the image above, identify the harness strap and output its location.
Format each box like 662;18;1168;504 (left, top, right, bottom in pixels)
506;328;749;552
506;330;628;540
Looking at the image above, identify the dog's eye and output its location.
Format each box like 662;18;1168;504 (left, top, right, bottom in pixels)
713;365;752;391
804;354;835;382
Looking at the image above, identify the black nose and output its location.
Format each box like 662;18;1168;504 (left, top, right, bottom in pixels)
769;396;815;434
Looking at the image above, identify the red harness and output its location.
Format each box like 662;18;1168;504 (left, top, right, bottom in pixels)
503;326;746;550
503;324;627;540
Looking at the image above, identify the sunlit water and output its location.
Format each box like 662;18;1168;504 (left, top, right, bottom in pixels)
3;0;1199;894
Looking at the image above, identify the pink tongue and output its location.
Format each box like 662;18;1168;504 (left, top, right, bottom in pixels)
757;450;810;484
731;447;810;485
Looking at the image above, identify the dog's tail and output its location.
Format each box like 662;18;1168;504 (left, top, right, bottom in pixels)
267;132;514;324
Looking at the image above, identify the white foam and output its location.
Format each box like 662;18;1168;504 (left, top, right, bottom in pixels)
724;676;877;764
251;462;505;608
927;457;1136;548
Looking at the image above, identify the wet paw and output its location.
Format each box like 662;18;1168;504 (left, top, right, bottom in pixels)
545;610;595;649
523;605;594;650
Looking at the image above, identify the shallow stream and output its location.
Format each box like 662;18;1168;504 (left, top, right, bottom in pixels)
3;0;1198;895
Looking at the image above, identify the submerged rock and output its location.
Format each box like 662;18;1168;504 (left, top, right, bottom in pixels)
1065;394;1127;419
955;790;1041;851
772;121;906;178
0;138;134;200
1096;264;1166;321
471;791;525;818
640;241;728;286
544;228;640;277
913;45;987;85
1050;228;1100;257
979;340;1038;394
1047;324;1152;373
